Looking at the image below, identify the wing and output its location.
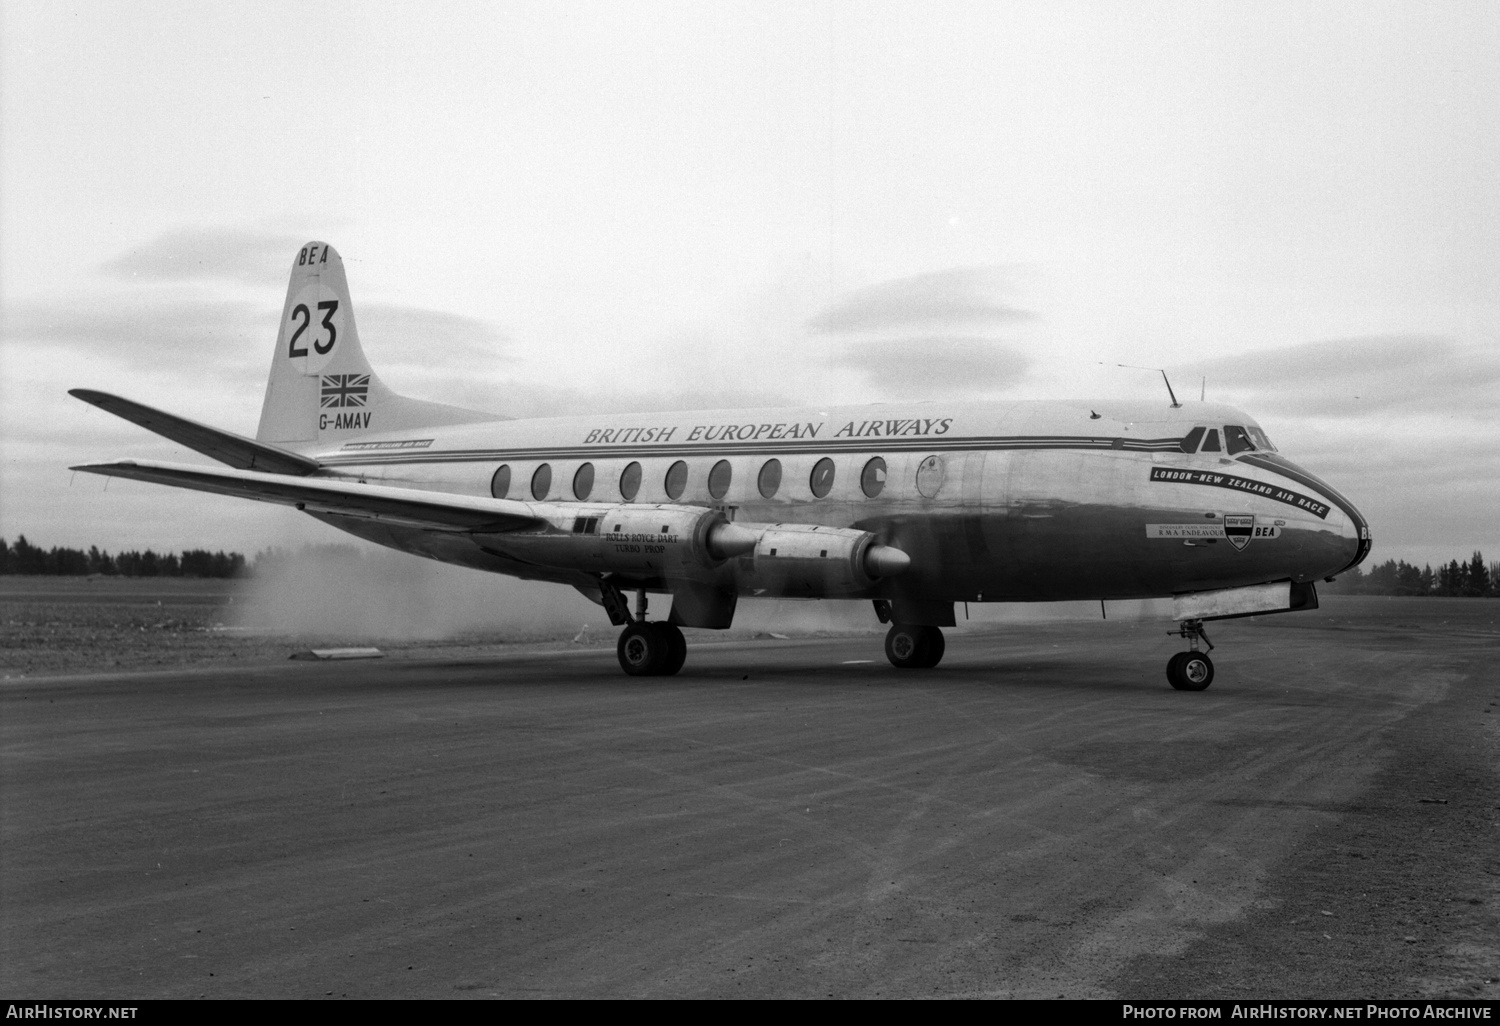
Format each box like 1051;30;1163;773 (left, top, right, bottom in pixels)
71;459;542;534
69;389;321;476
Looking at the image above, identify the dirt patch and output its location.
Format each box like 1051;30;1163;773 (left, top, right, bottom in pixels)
1108;651;1500;999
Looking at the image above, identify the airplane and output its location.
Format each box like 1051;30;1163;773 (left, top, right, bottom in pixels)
70;242;1372;689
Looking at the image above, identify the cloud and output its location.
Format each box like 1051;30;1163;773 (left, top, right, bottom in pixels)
1;291;512;419
829;337;1032;398
1190;335;1500;417
357;302;511;371
808;266;1035;335
3;293;269;374
100;227;305;286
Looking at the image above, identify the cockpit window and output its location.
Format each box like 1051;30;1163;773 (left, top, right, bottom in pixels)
1224;425;1255;455
1199;428;1221;453
1246;425;1276;452
1179;427;1205;454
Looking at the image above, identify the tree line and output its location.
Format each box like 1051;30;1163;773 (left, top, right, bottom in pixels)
0;536;246;578
1322;551;1497;597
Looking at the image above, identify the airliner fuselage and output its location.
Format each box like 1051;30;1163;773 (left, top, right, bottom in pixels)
310;399;1366;610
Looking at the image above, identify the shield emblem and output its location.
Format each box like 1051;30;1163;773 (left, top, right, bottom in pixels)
1223;514;1255;551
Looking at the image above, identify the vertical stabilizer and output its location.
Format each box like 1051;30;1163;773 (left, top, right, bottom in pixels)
257;242;496;446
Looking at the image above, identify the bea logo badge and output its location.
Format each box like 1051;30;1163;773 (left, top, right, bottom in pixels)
1224;515;1255;551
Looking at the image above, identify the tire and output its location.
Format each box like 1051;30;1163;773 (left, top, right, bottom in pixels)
1166;652;1188;688
618;622;667;676
885;623;931;669
1167;650;1213;691
657;623;687;676
919;626;945;668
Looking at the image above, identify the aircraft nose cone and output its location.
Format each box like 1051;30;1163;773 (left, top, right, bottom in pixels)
1237;452;1370;575
1339;499;1372;572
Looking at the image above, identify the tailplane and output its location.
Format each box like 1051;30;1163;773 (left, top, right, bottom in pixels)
257;242;497;445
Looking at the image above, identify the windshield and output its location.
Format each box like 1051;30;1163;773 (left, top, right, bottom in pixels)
1182;424;1277;455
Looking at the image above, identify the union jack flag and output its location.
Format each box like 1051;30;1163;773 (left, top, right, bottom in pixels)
321;374;370;408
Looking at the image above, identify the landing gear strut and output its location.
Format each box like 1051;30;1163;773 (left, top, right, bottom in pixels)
1166;618;1214;691
884;623;945;669
604;584;687;677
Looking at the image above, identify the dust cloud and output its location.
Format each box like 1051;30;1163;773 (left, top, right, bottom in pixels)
231;543;1175;643
231;544;597;641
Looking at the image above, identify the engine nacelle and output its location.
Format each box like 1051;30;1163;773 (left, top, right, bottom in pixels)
477;505;910;598
475;503;751;580
734;522;910;598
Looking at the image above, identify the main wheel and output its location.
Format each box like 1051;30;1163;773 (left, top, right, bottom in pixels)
885;624;925;668
618;622;668;676
885;624;942;669
920;626;945;668
1167;650;1214;691
657;622;687;676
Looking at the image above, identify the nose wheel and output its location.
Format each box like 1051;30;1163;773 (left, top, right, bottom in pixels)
1166;618;1214;691
1167;650;1214;690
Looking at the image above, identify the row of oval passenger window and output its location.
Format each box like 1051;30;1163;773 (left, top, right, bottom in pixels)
492;456;894;503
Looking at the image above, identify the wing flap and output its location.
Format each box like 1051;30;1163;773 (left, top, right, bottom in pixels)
70;389;321;476
71;459;542;534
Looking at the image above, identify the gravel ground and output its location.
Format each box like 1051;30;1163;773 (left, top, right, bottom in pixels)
3;578;1496;999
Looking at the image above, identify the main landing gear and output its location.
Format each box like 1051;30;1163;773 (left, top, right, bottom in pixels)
884;623;945;669
599;582;687;677
617;620;687;677
1166;618;1214;691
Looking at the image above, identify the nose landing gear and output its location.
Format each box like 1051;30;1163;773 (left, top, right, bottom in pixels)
1166;618;1214;691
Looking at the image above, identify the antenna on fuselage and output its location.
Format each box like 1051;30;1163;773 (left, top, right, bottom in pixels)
1100;363;1182;408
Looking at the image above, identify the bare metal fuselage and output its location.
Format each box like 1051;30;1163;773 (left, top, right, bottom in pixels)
302;397;1366;611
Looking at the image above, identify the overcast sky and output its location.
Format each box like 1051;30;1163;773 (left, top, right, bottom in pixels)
2;0;1496;571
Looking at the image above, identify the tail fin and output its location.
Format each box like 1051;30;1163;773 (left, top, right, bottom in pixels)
257;242;497;445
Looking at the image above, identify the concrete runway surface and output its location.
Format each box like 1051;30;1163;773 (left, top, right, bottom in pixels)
2;600;1497;998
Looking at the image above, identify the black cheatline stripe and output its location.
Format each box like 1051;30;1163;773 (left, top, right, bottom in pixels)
316;434;1188;467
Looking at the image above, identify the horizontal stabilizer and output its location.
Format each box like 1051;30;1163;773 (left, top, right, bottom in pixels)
70;389;320;476
70;459;543;534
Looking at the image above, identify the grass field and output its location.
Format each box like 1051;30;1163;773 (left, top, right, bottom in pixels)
0;575;605;676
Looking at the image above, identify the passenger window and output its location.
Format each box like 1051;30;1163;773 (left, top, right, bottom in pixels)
810;458;836;498
757;459;781;498
531;463;552;500
916;455;945;497
1179;428;1205;455
573;462;594;500
1200;429;1221;453
619;461;642;501
1224;425;1254;455
490;464;511;499
708;460;732;500
665;460;688;500
861;457;887;498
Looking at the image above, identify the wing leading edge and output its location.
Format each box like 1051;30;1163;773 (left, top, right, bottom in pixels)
71;459;543;534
